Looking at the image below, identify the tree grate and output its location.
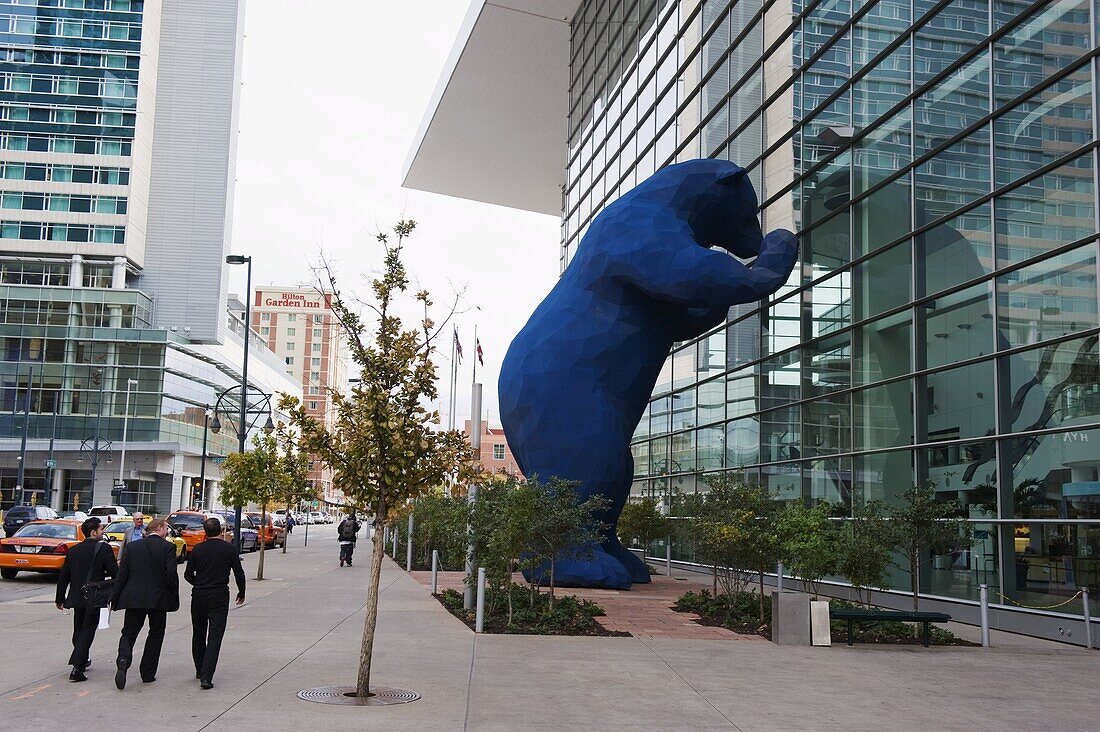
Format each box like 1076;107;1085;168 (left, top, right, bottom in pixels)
296;685;421;706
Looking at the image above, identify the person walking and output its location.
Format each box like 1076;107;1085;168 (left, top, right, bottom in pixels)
117;512;145;563
55;517;117;682
184;517;245;689
110;518;179;689
285;512;295;535
337;513;360;567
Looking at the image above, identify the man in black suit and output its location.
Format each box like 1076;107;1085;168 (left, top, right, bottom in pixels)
111;517;179;689
184;517;245;689
56;517;118;682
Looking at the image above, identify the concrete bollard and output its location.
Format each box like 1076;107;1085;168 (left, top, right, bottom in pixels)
431;549;439;595
475;567;486;633
979;584;990;647
665;535;672;577
1083;587;1093;649
777;562;784;592
406;514;414;571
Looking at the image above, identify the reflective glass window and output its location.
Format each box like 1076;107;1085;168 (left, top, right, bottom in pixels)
1002;335;1100;434
994;152;1095;266
920;281;995;370
923;358;996;441
917;203;994;296
994;66;1092;189
996;243;1098;349
855;378;914;449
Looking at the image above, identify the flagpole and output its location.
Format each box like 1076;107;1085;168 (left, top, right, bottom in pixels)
449;328;455;431
450;327;459;431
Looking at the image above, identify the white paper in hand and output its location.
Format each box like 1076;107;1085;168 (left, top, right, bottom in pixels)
97;607;110;630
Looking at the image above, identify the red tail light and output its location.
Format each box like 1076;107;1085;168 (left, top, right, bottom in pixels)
53;543;69;555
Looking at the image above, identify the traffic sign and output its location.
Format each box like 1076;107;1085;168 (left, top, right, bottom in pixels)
44;459;56;468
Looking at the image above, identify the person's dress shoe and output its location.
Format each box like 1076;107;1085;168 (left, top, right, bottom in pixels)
340;559;344;567
200;679;214;690
142;677;156;683
115;659;128;690
69;668;87;682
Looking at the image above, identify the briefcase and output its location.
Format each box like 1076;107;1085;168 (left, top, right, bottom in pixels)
81;579;115;608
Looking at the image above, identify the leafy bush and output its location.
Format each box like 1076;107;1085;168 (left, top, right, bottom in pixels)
436;584;617;636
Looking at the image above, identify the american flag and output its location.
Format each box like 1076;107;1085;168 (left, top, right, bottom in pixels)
453;327;463;363
476;338;484;366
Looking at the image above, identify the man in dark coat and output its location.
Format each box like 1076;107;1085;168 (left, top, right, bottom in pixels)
337;513;360;567
110;517;179;689
56;517;117;682
185;517;245;689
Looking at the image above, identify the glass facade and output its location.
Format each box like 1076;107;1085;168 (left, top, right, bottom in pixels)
0;0;142;248
566;0;1099;620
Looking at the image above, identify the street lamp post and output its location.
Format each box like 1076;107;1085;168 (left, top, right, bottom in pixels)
225;254;253;551
117;378;139;498
15;364;33;505
209;383;274;549
198;407;210;509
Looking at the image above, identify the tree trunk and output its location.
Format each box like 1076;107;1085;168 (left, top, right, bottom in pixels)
355;519;387;697
911;552;920;611
548;558;556;610
506;559;513;627
256;503;267;581
712;564;718;595
758;569;765;625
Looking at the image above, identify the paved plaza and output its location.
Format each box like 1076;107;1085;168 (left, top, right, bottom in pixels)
2;526;1098;731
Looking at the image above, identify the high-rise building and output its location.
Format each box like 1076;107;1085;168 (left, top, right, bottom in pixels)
0;0;300;514
250;286;348;506
406;0;1100;643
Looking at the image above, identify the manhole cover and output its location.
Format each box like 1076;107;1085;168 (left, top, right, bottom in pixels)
297;686;420;706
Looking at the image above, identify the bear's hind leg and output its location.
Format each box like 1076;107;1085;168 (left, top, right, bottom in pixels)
603;537;651;584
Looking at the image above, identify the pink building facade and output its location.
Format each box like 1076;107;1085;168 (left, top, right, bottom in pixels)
463;420;523;479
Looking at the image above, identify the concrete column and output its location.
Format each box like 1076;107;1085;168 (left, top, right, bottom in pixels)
50;468;65;512
111;257;127;289
69;255;83;287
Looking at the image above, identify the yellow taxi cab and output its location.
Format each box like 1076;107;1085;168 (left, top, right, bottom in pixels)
0;519;119;579
103;519;187;563
166;510;231;554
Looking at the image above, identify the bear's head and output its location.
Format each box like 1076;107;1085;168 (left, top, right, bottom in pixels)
626;158;764;259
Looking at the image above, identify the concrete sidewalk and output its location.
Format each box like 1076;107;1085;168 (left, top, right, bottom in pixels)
2;528;1098;731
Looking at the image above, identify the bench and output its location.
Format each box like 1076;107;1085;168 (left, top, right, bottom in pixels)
829;608;952;647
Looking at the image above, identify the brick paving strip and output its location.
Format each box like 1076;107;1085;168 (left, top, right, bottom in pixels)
410;569;761;640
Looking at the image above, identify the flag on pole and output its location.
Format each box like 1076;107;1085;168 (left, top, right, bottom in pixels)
454;327;463;364
476;338;484;366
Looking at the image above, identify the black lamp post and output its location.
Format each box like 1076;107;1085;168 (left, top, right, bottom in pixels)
209;384;274;549
225;254;252;551
197;406;210;509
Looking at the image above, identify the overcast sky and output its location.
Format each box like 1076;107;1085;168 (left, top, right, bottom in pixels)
227;1;560;428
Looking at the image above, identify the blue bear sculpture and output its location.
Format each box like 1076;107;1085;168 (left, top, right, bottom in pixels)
498;159;799;589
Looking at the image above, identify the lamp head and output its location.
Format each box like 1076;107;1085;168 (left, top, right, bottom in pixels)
210;415;222;434
225;255;250;265
263;415;275;434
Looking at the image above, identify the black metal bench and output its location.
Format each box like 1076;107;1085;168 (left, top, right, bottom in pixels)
829;608;952;647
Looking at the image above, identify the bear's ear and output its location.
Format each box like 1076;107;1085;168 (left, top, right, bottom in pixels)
717;169;747;185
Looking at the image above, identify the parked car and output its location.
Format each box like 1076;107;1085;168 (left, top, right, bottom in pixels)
166;510;223;554
246;512;285;549
309;511;325;525
0;520;117;579
103;519;187;562
212;512;259;552
88;505;131;523
3;505;59;537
